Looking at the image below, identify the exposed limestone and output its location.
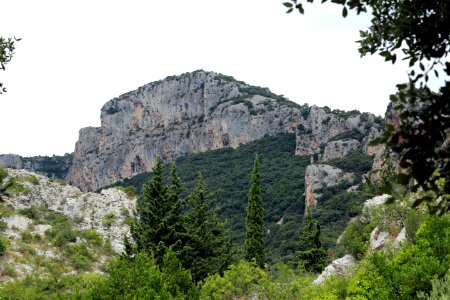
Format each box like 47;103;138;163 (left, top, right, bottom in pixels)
313;254;356;285
0;153;72;179
2;168;135;253
369;227;390;250
362;126;383;155
321;139;360;162
304;164;354;209
67;70;303;191
295;106;375;156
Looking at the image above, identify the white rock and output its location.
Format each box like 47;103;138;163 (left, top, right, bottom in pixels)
369;227;390;250
34;224;52;236
393;227;407;247
3;215;32;231
4;169;136;253
313;254;356;285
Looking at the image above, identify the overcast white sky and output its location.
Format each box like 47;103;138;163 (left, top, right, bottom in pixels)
0;1;414;156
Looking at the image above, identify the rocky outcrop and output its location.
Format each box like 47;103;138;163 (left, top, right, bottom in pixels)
322;139;360;162
67;70;304;191
295;106;377;157
0;153;72;179
304;164;354;209
2;168;135;252
313;254;357;285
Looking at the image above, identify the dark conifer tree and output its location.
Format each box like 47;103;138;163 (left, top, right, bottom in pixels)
297;207;328;273
183;173;233;282
244;154;265;268
130;157;186;266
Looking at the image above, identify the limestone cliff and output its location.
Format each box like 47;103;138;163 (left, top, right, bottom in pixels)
304;164;354;209
67;70;305;191
295;106;383;159
0;154;72;179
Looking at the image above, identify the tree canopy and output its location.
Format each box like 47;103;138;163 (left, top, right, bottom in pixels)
0;36;19;94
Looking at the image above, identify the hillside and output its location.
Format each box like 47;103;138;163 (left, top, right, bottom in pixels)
110;132;374;264
0;167;134;283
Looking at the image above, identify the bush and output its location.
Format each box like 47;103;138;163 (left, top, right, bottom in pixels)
18;205;42;221
0;236;7;256
200;260;272;300
336;220;374;259
346;214;450;300
86;251;197;299
417;270;450;300
102;213;116;227
116;186;136;199
79;230;103;247
20;230;34;242
25;175;39;185
64;243;94;271
46;217;77;248
0;219;6;232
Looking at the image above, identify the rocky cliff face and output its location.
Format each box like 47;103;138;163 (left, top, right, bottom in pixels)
304;164;354;209
67;70;305;191
295;106;383;158
0;154;72;179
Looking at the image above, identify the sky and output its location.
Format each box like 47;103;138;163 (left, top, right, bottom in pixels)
0;1;416;156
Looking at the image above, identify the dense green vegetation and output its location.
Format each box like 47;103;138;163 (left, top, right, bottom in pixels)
112;133;374;264
1;205;447;299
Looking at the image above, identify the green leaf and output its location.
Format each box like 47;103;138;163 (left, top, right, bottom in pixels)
342;7;348;17
283;2;293;8
287;8;294;13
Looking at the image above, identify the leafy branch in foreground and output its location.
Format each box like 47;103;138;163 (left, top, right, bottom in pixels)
284;0;450;214
0;36;20;94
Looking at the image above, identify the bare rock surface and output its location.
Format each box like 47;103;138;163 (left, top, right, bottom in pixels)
304;164;354;208
313;254;357;285
322;139;360;162
2;168;135;253
67;70;304;191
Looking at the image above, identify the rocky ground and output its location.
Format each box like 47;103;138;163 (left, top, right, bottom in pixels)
0;168;135;283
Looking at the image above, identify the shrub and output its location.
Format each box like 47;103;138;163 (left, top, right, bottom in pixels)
0;236;7;256
0;219;6;232
102;238;115;255
18;205;42;221
417;270;450;300
102;213;116;227
20;230;34;242
49;178;67;185
80;229;103;247
200;260;272;300
336;220;374;259
116;186;136;199
25;175;39;185
64;243;94;271
45;216;77;248
86;251;197;299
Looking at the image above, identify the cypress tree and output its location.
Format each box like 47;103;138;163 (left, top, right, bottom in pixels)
297;208;328;273
183;173;233;282
244;154;265;268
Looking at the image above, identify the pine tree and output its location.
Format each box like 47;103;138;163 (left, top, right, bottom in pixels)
297;208;328;273
130;157;186;265
244;154;265;268
183;173;233;282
